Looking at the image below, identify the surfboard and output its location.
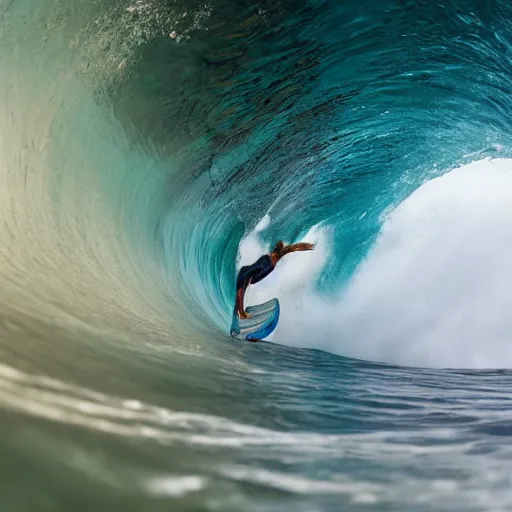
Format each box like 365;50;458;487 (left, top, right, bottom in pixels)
230;298;280;341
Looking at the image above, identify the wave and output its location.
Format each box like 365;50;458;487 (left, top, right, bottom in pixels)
1;0;512;372
4;1;512;510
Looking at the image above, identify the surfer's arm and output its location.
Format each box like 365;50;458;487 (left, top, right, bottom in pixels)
281;242;315;255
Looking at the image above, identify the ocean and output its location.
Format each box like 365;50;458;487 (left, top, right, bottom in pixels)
1;0;512;510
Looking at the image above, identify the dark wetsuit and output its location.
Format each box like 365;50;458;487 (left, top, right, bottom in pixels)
236;255;274;291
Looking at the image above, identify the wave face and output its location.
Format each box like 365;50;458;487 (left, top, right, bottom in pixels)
2;0;512;510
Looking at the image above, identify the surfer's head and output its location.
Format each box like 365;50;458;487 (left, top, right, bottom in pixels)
270;241;287;265
272;240;285;255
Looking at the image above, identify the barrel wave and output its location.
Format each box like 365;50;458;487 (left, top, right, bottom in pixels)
2;0;512;510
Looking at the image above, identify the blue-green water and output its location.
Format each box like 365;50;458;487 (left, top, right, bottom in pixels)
2;0;512;510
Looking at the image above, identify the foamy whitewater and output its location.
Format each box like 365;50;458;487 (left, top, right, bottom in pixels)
242;159;512;368
1;0;512;511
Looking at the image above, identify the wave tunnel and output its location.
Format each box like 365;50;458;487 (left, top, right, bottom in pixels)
2;0;512;510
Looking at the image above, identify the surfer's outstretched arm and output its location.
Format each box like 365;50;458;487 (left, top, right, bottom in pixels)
281;242;315;256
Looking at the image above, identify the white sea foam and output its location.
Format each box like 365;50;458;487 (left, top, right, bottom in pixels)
239;158;512;369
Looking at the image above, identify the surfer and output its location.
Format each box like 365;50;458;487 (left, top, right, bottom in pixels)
235;241;315;319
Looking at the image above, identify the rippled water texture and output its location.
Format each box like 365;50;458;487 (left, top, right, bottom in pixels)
1;0;512;510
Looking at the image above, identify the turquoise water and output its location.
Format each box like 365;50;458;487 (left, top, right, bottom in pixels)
2;0;512;510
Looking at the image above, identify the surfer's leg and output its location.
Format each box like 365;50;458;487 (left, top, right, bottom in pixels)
236;266;250;290
235;266;253;318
